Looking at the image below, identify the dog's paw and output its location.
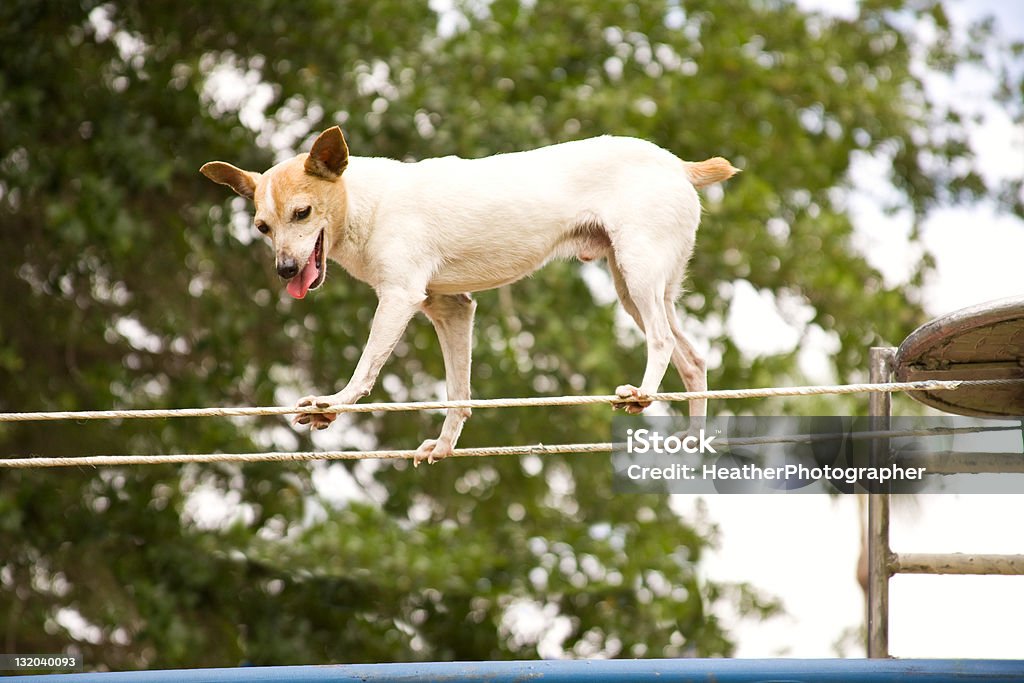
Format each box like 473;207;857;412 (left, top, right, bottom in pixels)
413;438;453;467
613;384;652;414
292;395;338;431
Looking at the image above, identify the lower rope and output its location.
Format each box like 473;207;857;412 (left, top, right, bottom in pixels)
3;425;1020;469
0;443;614;469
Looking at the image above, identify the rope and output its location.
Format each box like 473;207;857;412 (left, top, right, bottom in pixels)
2;425;1020;469
1;378;1020;469
0;443;613;469
0;378;1019;424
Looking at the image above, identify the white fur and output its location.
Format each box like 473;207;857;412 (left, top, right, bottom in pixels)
262;173;277;216
293;135;721;464
332;136;701;295
195;132;736;464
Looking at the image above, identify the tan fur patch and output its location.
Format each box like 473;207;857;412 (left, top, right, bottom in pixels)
684;157;740;188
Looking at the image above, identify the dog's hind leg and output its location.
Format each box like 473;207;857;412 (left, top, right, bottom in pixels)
417;293;477;465
608;253;651;413
665;296;707;427
609;249;707;423
610;254;708;417
606;251;676;414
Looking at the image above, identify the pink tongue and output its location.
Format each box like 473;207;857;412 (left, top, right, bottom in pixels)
286;250;319;299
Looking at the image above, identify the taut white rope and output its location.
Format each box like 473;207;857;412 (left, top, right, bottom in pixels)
0;443;614;469
0;378;1019;423
2;425;1020;469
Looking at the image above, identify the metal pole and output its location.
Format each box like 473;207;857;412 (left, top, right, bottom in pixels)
867;347;896;658
8;659;1024;682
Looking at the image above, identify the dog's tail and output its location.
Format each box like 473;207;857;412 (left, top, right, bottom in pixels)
683;157;740;188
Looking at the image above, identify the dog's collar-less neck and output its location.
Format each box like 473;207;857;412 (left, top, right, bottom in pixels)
339;156;392;239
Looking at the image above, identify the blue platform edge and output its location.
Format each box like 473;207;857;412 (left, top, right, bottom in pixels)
9;659;1024;682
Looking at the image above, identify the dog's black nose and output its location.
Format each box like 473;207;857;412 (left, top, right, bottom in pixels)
277;258;299;279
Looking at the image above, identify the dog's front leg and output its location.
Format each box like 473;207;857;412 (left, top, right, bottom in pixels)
416;293;477;466
295;287;425;430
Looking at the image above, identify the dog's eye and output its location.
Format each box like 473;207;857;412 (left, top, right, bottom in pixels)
294;206;312;221
255;222;270;234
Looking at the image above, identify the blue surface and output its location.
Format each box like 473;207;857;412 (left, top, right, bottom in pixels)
9;659;1024;682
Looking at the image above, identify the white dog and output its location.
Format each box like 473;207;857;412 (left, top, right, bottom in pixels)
201;127;737;463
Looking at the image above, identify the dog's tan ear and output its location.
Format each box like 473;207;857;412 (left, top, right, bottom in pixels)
305;127;349;179
200;162;259;201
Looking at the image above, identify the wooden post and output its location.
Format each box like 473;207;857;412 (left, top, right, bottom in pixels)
867;347;895;658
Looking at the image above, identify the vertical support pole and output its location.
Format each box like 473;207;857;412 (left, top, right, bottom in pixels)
867;347;895;658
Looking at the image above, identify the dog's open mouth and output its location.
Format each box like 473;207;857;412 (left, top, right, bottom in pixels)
285;230;326;300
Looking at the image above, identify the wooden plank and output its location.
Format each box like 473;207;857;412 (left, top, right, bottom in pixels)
894;296;1024;416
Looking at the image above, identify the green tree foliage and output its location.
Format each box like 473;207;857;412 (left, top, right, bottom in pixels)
1;0;1019;670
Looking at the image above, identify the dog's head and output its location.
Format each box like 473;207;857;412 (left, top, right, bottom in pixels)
200;127;349;299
